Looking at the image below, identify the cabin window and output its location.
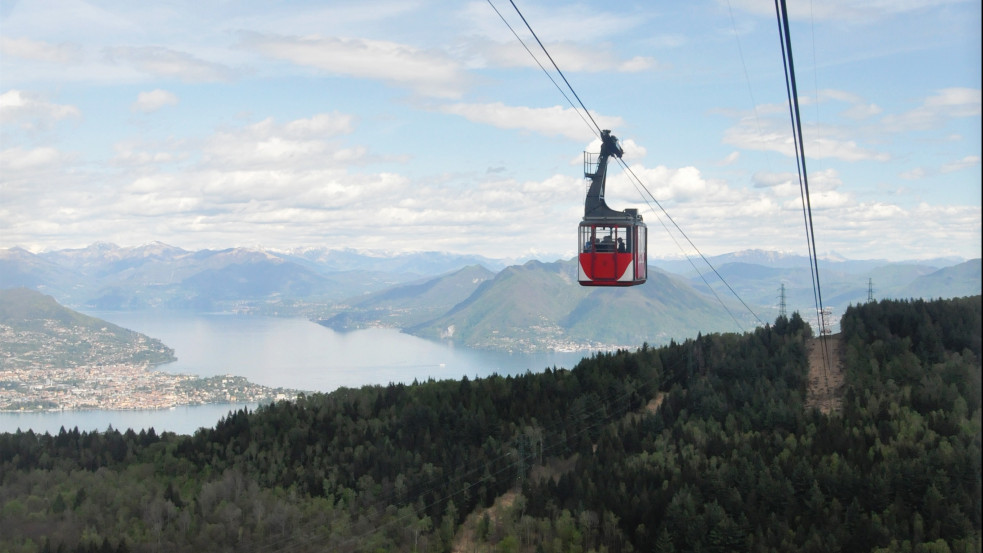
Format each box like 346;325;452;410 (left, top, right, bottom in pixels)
580;224;632;253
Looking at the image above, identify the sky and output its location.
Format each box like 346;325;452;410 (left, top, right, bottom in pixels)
1;0;980;263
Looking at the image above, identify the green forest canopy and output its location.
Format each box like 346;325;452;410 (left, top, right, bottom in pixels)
0;296;979;553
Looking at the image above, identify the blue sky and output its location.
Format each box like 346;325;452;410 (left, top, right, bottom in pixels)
1;0;980;262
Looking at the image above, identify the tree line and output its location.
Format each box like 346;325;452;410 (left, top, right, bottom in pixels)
0;296;979;552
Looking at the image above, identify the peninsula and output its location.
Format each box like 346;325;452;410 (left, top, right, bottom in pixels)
0;288;299;412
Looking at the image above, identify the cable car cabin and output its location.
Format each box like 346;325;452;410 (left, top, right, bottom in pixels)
579;221;647;286
578;130;647;286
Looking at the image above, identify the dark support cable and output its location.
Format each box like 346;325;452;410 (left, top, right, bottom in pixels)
485;0;596;135
775;0;833;391
774;2;818;321
507;0;603;136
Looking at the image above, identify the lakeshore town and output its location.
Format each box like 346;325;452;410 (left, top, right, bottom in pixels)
0;322;298;412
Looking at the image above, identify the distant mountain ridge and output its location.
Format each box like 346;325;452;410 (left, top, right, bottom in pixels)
2;242;979;352
654;250;979;325
650;248;966;274
321;265;496;330
898;259;983;299
1;243;496;313
281;246;509;274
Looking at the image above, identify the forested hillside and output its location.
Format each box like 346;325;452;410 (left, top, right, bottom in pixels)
0;296;979;552
409;260;748;351
0;288;176;368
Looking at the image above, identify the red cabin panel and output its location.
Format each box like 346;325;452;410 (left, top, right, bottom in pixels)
579;252;636;284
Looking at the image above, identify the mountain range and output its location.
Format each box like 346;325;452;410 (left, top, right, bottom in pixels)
1;242;429;313
1;243;979;351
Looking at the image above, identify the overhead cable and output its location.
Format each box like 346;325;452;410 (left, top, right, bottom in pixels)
774;0;833;387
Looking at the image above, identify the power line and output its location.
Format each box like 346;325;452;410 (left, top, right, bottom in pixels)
503;0;603;136
483;0;597;135
774;0;833;398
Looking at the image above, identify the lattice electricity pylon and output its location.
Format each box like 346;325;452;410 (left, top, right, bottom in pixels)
820;306;834;336
778;283;787;318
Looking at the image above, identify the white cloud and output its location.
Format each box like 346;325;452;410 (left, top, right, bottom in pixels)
808;168;844;191
788;202;980;261
840;102;883;120
282;113;357;138
899;167;927;180
462;1;649;44
816;89;883;120
471;38;660;73
3;129;978;261
439;102;623;140
722;0;967;22
642;185;980;262
925;87;982;113
112;141;183;166
0;123;583;258
619;164;738;204
242;33;470;99
881;87;982;132
132;89;179;113
753;170;796;188
0;90;81;129
898;155;980;180
940;155;981;173
104;46;234;82
0;36;82;64
617;139;647;162
847;202;907;220
756;168;843;197
0;0;143;42
223;2;421;38
722;117;890;162
811;137;891;162
201;113;357;169
0;146;71;171
783;189;851;210
618;55;659;73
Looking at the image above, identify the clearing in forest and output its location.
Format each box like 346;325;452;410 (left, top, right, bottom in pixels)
806;333;845;414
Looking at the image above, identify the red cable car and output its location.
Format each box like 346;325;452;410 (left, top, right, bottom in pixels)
578;130;647;286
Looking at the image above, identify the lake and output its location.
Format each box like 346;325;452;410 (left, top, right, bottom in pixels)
1;312;591;435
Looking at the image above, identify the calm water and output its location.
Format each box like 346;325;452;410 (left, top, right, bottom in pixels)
1;312;590;435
